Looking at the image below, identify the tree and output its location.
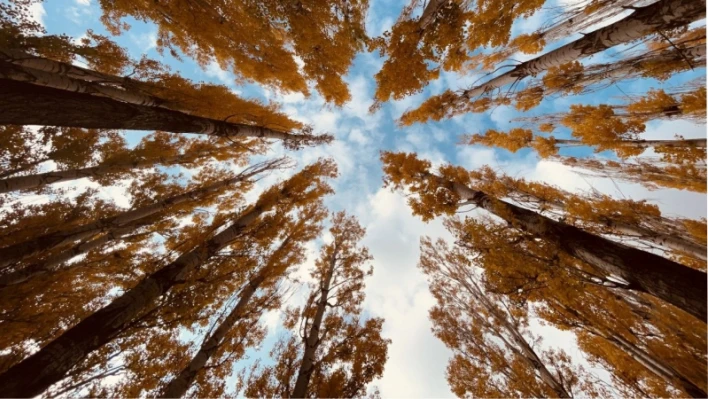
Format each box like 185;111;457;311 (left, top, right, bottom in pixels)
0;159;338;397
400;0;705;125
0;158;290;285
371;0;545;107
463;165;707;263
381;151;707;321
420;237;584;398
0;79;332;150
160;202;328;398
97;0;369;105
240;212;390;398
556;156;707;193
442;215;707;397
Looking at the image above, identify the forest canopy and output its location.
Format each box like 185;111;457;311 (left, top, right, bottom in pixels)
0;0;706;397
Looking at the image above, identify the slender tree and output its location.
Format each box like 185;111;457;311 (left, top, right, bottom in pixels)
160;203;328;398
381;151;707;321
400;0;705;125
444;215;707;397
0;159;337;397
420;237;581;398
0;158;287;270
0;79;332;149
241;212;390;398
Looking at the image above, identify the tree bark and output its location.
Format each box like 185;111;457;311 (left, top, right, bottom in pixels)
554;138;707;149
446;178;707;321
0;224;148;288
161;234;294;398
458;0;705;101
0;159;281;269
0;191;281;397
0;152;195;194
0;79;330;147
0;48;144;87
0;56;182;111
291;249;337;398
418;0;447;30
466;278;571;398
161;271;266;398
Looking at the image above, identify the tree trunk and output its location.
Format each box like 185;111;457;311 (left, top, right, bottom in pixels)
466;279;572;398
0;195;279;397
458;0;705;101
0;48;144;88
0;153;194;194
291;250;337;398
0;160;280;269
492;178;708;261
0;79;330;147
447;179;707;321
554;138;707;149
0;224;148;288
418;0;447;29
161;234;294;397
161;271;266;398
0;56;183;111
554;300;706;398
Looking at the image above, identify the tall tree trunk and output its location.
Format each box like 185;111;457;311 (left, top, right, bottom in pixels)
161;235;294;397
0;160;280;269
465;278;572;398
458;0;705;101
0;48;145;88
0;152;199;194
441;176;707;321
553;138;707;149
291;249;337;398
418;0;447;29
0;79;330;147
0;191;283;397
0;223;150;288
0;57;183;111
161;271;266;398
491;179;708;260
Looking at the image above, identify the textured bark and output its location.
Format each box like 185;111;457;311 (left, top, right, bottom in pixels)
161;269;268;397
577;43;706;91
459;0;705;101
0;48;142;87
493;180;707;260
418;0;447;29
291;251;337;398
0;196;278;397
0;79;329;146
0;57;182;111
0;225;144;288
448;180;707;321
0;153;191;194
554;138;706;149
0;160;280;269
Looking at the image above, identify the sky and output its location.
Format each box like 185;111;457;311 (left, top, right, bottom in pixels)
25;0;708;397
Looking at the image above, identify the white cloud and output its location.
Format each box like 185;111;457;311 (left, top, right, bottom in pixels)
75;0;91;5
29;2;46;28
205;61;233;86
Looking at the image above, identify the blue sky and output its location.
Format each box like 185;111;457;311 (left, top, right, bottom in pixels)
30;0;707;396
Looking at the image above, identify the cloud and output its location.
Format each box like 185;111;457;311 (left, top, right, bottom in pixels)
28;2;46;27
359;189;454;398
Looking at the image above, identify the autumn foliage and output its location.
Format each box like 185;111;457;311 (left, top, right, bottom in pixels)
1;0;706;397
